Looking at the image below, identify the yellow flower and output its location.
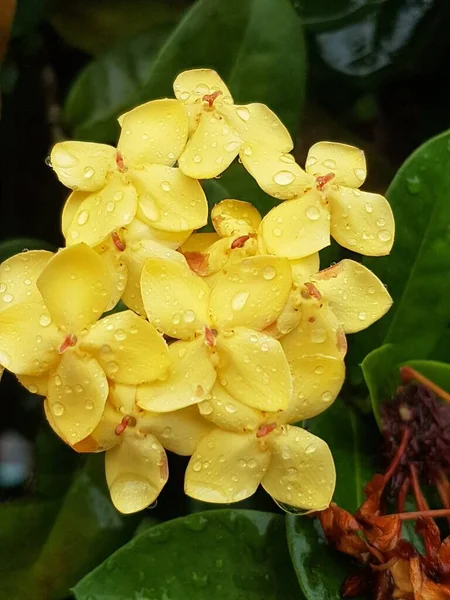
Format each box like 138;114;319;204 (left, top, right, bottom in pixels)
0;244;169;444
138;254;294;413
259;142;395;257
51;98;208;248
173;69;309;191
45;382;212;513
186;361;343;508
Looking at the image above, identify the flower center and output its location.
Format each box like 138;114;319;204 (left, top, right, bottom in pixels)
316;172;335;191
115;151;127;173
202;90;222;109
204;326;217;347
58;333;77;354
111;231;126;251
115;415;137;436
231;235;250;249
256;422;277;438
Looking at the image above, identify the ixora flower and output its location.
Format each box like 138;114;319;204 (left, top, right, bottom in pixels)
138;254;295;413
259;142;395;257
0;244;169;444
46;383;212;513
173;69;309;191
51;98;208;248
186;374;340;508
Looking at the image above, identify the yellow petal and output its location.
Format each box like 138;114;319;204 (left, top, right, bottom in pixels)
180;233;221;253
210;256;292;331
178;112;242;179
290;254;320;286
139;405;213;456
181;236;234;278
198;382;262;434
173;68;233;105
108;381;138;414
61;191;88;239
281;292;347;360
0;303;61;375
50;141;115;191
278;354;345;423
80;310;170;385
262;287;303;339
262;425;335;510
0;250;52;311
240;145;311;200
106;432;168;514
46;351;108;445
260;191;330;259
141;257;210;340
121;237;185;315
37;244;112;332
328;186;395;256
131;216;191;250
137;337;216;412
74;401;121;453
95;240;128;312
312;259;393;333
66;175;137;247
17;373;49;396
211;199;261;237
185;429;270;503
129;165;207;232
305;142;367;188
216;327;292;412
224;103;292;151
117;99;189;167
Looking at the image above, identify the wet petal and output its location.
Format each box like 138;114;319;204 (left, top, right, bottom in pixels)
312;259;393;333
181;235;233;277
121;237;185;315
305;142;367;188
185;429;270;504
50;141;115;192
37;244;112;332
130;165;207;232
262;425;335;510
137;337;216;412
260;191;330;259
328;186;395;256
290;254;320;286
106;433;168;514
240;145;311;200
131;216;191;250
210;256;292;331
281;294;347;360
0;303;61;375
17;373;49;396
223;103;292;151
279;354;345;423
141;257;210;340
216;327;292;412
80;310;170;385
174;69;233;105
46;351;108;445
66;175;137;247
211;199;261;237
117;99;189;167
198;382;262;434
95;241;128;312
139;405;213;456
74;401;121;453
0;250;52;311
178;112;242;179
262;287;303;339
61;191;88;238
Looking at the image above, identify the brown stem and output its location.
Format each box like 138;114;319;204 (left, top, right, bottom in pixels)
400;366;450;404
397;477;410;513
435;469;450;526
398;508;450;521
384;427;411;484
409;464;429;511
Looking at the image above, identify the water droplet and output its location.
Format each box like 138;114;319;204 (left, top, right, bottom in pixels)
358;311;367;321
280;153;295;164
183;309;196;323
305;443;317;454
108;361;119;373
200;401;213;415
192;460;202;472
106;201;115;212
54;375;62;386
0;351;11;367
243;146;253;156
378;230;392;242
225;140;241;153
84;166;95;179
323;159;336;169
376;218;386;227
364;203;373;214
193;154;202;163
225;403;237;414
0;283;6;293
263;266;276;280
231;291;249;311
273;227;282;237
161;181;171;192
77;210;89;225
180;91;190;101
52;402;64;416
85;399;94;410
29;384;38;394
236;106;250;121
273;170;295;185
310;329;327;343
321;391;333;403
354;168;366;181
114;329;127;341
305;156;317;167
52;148;77;168
315;365;324;375
249;334;258;343
306;206;320;221
162;427;172;438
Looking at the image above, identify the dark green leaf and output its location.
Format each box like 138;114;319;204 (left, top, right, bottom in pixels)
350;129;450;367
74;510;302;600
305;399;379;513
292;0;377;29
0;238;54;262
12;0;55;38
286;516;358;600
64;0;306;142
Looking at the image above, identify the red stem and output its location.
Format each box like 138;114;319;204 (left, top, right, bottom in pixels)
409;463;429;511
398;508;450;521
397;477;410;513
384;427;411;484
400;365;450;404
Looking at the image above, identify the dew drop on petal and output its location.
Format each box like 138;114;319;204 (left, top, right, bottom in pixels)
279;153;295;164
306;206;320;221
192;460;202;472
113;191;124;201
272;227;282;237
3;293;13;303
364;203;373;214
77;210;89;225
358;311;367;321
183;310;196;323
106;201;115;212
161;181;171;192
52;402;65;416
323;159;336;169
231;291;249;312
378;230;392;242
305;156;317;167
0;350;11;367
225;140;241;153
263;266;276;280
200;401;213;415
243;146;253;156
273;170;295;186
114;329;127;341
193;155;202;163
84;166;95;179
236;106;250;121
85;399;94;410
354;168;366;181
305;443;317;454
315;365;324;375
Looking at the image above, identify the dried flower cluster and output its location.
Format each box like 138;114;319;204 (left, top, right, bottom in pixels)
0;69;394;513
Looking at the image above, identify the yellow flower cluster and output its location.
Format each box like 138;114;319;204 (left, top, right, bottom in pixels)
0;69;394;514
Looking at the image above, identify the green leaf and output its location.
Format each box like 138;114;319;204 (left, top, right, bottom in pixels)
305;400;379;514
64;0;306;142
0;238;54;262
292;0;377;29
286;516;357;600
349;129;450;367
74;510;302;600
